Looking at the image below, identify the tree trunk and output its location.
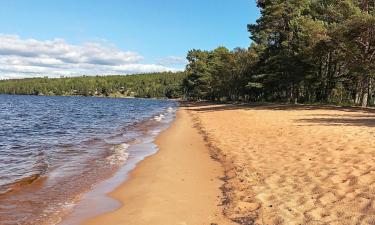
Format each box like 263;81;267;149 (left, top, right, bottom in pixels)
361;75;370;107
369;77;374;106
362;92;369;107
355;92;361;105
355;76;363;105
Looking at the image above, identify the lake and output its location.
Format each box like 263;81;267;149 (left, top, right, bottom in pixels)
0;95;177;225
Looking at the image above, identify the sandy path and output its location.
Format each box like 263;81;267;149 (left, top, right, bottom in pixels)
81;108;234;225
187;103;375;225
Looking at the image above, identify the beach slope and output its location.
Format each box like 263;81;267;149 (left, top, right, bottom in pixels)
81;107;232;225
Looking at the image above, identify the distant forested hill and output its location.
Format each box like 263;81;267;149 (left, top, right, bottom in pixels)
0;72;186;98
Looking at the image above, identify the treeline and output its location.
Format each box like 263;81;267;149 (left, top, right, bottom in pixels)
183;0;375;107
1;0;375;106
0;72;186;98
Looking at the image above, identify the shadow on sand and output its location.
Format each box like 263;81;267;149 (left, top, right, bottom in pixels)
183;101;375;128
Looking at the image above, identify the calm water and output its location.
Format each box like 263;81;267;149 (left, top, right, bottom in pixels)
0;95;177;225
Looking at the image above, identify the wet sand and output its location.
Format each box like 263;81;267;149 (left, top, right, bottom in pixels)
81;107;234;225
80;103;375;225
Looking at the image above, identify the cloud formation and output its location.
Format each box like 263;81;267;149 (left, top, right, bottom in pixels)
0;35;181;79
157;56;187;66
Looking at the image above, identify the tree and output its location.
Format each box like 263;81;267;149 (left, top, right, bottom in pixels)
330;0;375;106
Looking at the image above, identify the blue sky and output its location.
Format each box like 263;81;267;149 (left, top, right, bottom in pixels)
0;0;260;78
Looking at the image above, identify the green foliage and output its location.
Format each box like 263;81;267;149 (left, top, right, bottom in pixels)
183;47;257;101
182;0;375;106
2;0;375;106
0;72;187;99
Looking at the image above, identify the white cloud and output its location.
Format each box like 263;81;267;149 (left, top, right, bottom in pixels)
157;56;187;66
0;34;181;79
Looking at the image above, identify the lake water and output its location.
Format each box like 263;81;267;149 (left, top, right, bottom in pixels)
0;95;177;225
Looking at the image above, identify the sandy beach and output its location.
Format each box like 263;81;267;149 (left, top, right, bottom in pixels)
80;107;234;225
187;103;375;225
80;103;375;225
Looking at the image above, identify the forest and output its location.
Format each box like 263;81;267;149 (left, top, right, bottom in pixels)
0;72;186;98
183;0;375;107
0;0;374;106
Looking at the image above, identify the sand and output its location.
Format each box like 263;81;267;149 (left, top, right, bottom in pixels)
81;103;375;225
81;107;234;225
186;103;375;225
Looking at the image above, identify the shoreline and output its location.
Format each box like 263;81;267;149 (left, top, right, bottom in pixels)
0;96;178;225
58;104;178;225
78;106;233;225
60;102;375;225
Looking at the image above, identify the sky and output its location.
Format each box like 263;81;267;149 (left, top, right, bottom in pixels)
0;0;260;79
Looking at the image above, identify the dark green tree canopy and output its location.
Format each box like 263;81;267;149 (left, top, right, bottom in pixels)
181;0;374;106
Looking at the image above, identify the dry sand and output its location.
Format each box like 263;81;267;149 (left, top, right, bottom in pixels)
81;108;234;225
187;103;375;225
81;103;375;225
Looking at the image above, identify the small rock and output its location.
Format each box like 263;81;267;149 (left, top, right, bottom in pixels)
236;201;260;213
